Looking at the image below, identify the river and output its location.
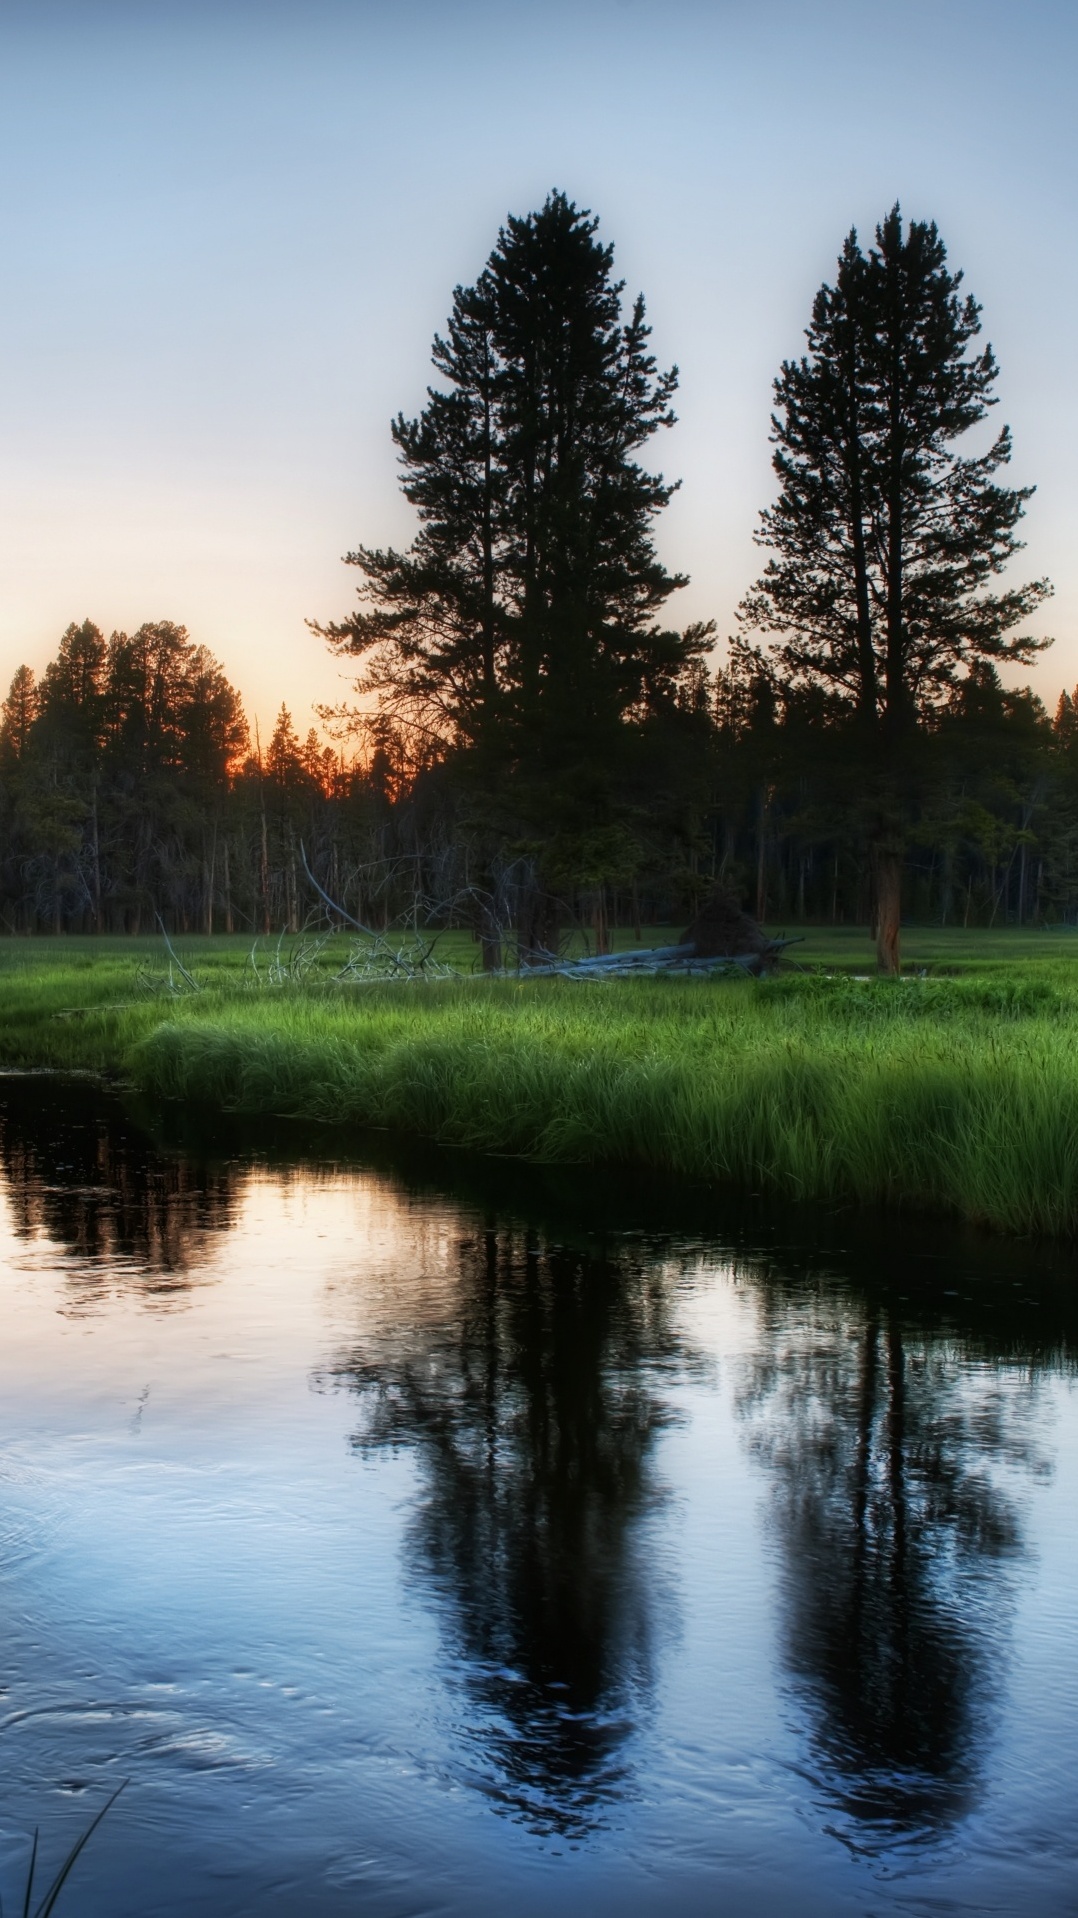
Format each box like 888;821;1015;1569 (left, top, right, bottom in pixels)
0;1072;1075;1916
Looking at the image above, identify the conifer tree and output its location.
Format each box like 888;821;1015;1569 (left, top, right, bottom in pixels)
0;665;37;767
740;206;1051;970
316;192;705;880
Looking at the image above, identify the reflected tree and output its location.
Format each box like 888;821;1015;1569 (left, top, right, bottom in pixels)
325;1224;682;1833
739;1271;1048;1841
0;1076;240;1302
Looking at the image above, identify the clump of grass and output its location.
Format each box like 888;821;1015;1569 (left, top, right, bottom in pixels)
128;971;1078;1236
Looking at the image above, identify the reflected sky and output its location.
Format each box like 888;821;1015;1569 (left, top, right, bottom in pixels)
0;1074;1076;1915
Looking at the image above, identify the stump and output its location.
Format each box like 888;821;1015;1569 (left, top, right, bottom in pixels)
681;887;776;969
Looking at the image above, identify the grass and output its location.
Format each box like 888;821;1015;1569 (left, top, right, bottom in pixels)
1;927;1077;1236
10;1781;127;1918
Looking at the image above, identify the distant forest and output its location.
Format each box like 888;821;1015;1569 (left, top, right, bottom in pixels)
1;612;1074;947
0;195;1069;956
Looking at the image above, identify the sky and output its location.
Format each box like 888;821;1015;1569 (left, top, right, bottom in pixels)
0;0;1075;742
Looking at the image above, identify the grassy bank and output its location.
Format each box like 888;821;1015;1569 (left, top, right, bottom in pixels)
1;930;1077;1235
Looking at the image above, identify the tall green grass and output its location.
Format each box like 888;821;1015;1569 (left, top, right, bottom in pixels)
2;936;1076;1235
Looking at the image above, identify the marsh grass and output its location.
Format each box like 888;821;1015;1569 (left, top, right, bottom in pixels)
2;932;1077;1235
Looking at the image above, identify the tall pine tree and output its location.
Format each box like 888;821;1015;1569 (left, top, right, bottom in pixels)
740;206;1051;970
316;192;705;888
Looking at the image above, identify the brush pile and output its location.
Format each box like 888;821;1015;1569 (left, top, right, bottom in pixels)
521;887;793;977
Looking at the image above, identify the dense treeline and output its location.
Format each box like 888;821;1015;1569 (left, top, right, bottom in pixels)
0;618;381;936
0;195;1065;949
1;613;1076;939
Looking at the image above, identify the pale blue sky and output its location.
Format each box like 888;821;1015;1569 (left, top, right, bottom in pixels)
0;0;1074;737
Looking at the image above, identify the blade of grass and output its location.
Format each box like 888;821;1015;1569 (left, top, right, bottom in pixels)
21;1828;38;1918
33;1781;127;1918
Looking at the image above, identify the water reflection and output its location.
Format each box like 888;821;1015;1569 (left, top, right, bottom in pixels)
2;1071;1075;1887
326;1224;681;1834
739;1260;1051;1843
0;1074;240;1302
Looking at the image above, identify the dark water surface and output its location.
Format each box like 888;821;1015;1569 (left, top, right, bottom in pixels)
0;1074;1076;1917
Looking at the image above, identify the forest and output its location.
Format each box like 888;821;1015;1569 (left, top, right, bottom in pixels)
0;196;1066;968
0;614;1075;950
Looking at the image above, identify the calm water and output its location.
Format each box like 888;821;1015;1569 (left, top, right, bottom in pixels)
0;1075;1076;1917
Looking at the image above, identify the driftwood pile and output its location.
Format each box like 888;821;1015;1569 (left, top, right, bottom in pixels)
520;887;795;978
297;845;793;981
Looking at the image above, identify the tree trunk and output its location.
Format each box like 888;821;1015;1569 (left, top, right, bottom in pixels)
755;790;768;922
287;830;298;933
520;884;558;964
874;845;902;974
204;824;217;936
592;885;610;957
90;781;102;931
476;887;501;972
259;798;271;935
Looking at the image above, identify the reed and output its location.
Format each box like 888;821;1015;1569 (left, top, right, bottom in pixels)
11;1781;127;1918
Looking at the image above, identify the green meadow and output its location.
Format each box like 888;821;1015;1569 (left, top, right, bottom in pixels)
1;926;1076;1237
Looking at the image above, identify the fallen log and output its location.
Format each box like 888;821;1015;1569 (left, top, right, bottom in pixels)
509;937;800;979
512;887;798;978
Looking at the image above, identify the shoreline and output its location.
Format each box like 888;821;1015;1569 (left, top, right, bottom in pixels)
0;936;1073;1239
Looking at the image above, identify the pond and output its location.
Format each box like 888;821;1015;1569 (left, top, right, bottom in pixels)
0;1073;1075;1916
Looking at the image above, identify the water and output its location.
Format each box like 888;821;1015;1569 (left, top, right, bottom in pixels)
0;1074;1076;1917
